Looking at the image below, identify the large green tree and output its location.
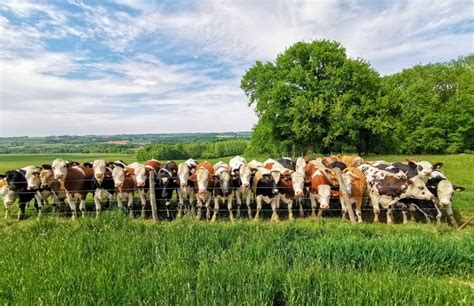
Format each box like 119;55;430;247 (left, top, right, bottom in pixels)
241;40;389;155
382;55;474;154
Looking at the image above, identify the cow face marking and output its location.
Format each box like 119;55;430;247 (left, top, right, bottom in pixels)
128;163;147;188
239;164;252;190
52;159;68;181
92;159;107;183
317;185;331;209
112;167;125;189
291;172;305;197
22;166;41;190
196;169;210;194
40;168;55;188
178;163;190;189
437;180;455;207
270;171;281;194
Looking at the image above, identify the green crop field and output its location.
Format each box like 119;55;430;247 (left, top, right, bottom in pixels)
0;153;473;304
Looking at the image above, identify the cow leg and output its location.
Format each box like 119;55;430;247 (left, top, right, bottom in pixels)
370;194;380;224
235;190;242;218
340;196;348;220
211;197;219;222
189;190;195;215
309;194;317;218
108;193;113;210
386;206;394;224
271;197;279;222
127;194;134;218
298;198;304;218
116;193;124;209
434;204;443;225
4;201;12;219
446;205;458;228
401;205;409;224
254;196;262;221
67;197;78;219
177;190;184;218
287;199;294;221
18;202;26;220
246;190;253;219
165;201;172;221
138;190;146;219
355;197;363;223
408;204;417;222
196;197;203;221
227;195;235;222
94;193;101;218
35;193;43;219
205;194;212;221
79;199;87;218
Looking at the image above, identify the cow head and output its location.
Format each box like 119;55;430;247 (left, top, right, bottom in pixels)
129;164;147;188
317;185;331;209
270;170;281;195
178;163;191;190
239;164;252;191
291;172;305;198
214;169;231;197
22;166;41;190
112;167;125;191
51;159;69;181
407;160;434;180
295;157;306;173
92;159;107;183
40;165;54;189
4;170;27;192
437;180;465;207
341;171;361;195
157;169;174;200
404;177;434;201
196;168;210;194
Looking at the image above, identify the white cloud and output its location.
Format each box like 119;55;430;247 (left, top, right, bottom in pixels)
0;0;472;136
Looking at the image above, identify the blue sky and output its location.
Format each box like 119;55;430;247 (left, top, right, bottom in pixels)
0;0;473;136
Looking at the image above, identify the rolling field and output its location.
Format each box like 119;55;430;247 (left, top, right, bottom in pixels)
0;153;473;304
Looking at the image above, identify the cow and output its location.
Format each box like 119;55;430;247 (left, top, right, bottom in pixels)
125;162;153;218
192;162;215;221
210;161;231;222
276;168;305;221
252;164;280;221
229;156;253;220
111;165;136;217
305;161;332;218
373;160;443;183
51;158;94;219
341;167;366;223
1;175;17;219
38;165;67;214
358;164;434;224
403;170;465;227
2;169;42;219
177;158;198;217
91;159;115;217
155;161;178;220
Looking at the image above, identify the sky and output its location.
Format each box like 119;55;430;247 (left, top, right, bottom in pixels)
0;0;473;137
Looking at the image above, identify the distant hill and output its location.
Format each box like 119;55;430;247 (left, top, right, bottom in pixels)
0;132;251;154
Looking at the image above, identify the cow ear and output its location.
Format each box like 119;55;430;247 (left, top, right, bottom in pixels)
453;185;465;192
407;161;417;168
407;179;414;185
83;162;93;168
433;162;443;169
41;164;52;170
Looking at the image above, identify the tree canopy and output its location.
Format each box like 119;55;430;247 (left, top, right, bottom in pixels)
241;40;473;155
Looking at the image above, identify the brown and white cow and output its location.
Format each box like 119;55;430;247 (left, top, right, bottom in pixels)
177;158;198;217
305;161;332;217
359;164;434;224
341;166;366;223
341;155;365;167
111;165;136;217
0;176;17;218
229;156;253;220
51;159;94;219
125;162;154;218
192;162;214;221
38;165;67;214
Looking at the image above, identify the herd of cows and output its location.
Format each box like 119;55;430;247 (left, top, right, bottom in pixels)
0;155;465;226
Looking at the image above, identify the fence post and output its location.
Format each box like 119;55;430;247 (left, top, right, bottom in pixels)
332;168;356;224
149;171;158;222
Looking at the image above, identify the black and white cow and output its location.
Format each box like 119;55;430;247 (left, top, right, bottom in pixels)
2;169;41;219
229;156;253;220
155;161;179;220
358;164;434;224
372;160;443;183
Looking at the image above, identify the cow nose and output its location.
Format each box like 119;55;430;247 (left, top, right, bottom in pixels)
295;191;303;197
243;183;249;188
115;183;122;188
137;182;145;188
199;188;206;194
320;204;329;209
96;173;104;179
180;182;187;188
272;188;279;194
55;174;64;180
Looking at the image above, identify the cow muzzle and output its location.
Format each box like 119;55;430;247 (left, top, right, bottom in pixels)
199;188;207;194
295;191;303;197
136;182;145;188
180;182;187;188
272;188;279;195
55;174;64;180
320;203;329;210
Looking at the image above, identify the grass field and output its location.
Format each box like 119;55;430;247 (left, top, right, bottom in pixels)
0;153;472;304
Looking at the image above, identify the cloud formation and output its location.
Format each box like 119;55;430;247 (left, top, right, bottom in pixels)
0;0;472;136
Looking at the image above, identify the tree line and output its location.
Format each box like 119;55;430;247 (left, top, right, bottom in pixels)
136;140;249;161
241;40;473;155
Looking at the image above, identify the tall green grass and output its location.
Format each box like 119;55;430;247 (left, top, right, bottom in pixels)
0;214;472;304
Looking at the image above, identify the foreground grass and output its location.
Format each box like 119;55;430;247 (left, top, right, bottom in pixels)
0;214;472;305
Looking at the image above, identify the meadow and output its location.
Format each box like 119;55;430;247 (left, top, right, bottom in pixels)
0;153;473;304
